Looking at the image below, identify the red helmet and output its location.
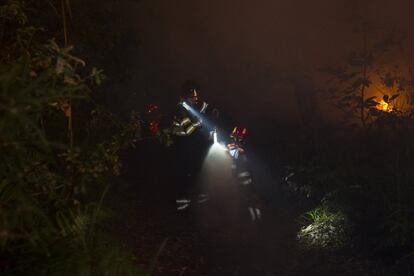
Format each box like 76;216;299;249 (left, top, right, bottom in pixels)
231;127;247;139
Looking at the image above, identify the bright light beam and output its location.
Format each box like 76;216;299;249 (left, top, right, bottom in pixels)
201;137;233;188
182;100;228;155
182;101;192;111
181;101;215;131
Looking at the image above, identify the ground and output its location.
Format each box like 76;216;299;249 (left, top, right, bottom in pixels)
106;139;393;275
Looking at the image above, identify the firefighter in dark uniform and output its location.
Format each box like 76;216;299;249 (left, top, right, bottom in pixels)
228;127;262;222
172;81;219;210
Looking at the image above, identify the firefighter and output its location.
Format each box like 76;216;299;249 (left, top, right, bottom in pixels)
172;81;219;136
228;127;262;222
172;81;219;210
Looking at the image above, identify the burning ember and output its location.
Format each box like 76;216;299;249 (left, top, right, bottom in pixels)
377;99;393;112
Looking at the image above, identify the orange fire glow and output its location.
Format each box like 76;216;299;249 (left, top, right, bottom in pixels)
377;100;393;112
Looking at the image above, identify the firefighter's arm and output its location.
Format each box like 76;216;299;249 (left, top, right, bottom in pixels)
172;117;201;136
171;121;186;136
182;119;202;135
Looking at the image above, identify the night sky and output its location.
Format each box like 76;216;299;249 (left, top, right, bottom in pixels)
121;0;414;125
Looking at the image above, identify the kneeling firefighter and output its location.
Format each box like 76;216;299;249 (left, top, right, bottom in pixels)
171;81;219;210
228;127;262;222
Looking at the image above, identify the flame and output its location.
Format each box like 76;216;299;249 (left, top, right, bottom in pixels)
377;100;392;112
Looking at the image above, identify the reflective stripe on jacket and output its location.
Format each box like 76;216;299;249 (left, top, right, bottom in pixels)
172;116;201;136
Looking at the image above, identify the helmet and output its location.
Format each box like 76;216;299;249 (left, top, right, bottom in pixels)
231;127;247;141
182;80;200;102
184;88;198;99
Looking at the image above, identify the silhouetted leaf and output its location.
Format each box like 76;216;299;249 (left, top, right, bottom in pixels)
365;97;378;107
389;94;400;101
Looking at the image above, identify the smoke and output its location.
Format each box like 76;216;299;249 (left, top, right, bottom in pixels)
124;0;414;124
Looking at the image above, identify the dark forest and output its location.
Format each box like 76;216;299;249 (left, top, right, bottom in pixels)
1;0;414;275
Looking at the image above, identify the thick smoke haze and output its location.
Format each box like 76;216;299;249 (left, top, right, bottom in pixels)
122;0;414;125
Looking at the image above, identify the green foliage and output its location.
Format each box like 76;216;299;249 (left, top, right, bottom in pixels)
298;206;348;249
287;121;414;255
284;163;342;200
0;1;148;274
320;30;413;126
0;0;34;61
283;27;414;263
382;210;414;249
287;43;414;265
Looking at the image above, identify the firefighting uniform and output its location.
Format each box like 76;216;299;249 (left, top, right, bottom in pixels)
228;128;262;222
172;101;215;210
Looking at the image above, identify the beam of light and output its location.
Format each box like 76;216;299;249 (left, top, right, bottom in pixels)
201;139;232;182
181;101;215;131
182;101;192;111
182;101;228;159
210;135;227;151
182;101;200;118
199;140;232;189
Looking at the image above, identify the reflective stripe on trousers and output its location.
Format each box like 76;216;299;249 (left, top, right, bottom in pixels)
238;171;252;185
248;207;262;221
176;194;210;210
